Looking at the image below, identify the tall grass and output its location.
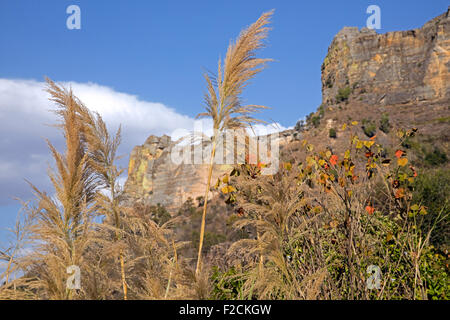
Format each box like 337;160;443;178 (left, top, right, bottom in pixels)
194;10;273;276
16;79;98;299
73;94;129;299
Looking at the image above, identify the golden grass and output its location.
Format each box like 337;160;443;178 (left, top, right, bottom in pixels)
195;10;274;276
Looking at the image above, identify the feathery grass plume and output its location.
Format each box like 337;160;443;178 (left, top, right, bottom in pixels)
226;165;331;299
16;78;98;299
178;264;213;300
120;203;186;299
73;99;129;299
194;10;274;276
38;79;185;299
47;78;136;299
76;97;192;300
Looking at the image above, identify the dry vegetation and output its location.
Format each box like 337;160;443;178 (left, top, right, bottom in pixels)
195;10;272;275
214;125;448;299
0;11;448;300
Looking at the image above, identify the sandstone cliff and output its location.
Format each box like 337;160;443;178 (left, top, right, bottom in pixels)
124;134;233;211
297;7;450;155
321;8;449;107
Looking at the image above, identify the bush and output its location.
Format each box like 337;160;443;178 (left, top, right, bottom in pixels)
336;86;351;103
211;267;245;300
413;168;450;249
424;148;448;166
219;129;448;299
362;118;376;138
379;113;391;133
152;203;171;225
421;250;450;300
329;128;337;138
294;119;305;132
306;112;321;128
319;104;325;118
399;136;447;167
311;116;320;128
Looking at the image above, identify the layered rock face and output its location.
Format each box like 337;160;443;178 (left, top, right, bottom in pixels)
321;8;450;107
124;135;233;211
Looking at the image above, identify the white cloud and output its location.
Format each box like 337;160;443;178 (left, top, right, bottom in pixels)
58;81;194;147
0;78;288;205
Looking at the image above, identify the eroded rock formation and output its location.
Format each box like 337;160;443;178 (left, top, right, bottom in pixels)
124;134;233;211
321;8;450;106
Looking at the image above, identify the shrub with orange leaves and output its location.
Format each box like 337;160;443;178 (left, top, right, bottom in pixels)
365;206;375;215
220;126;447;300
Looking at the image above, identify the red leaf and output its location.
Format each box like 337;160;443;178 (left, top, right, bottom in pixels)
365;206;375;215
410;165;417;177
330;155;338;166
395;150;404;159
395;188;405;199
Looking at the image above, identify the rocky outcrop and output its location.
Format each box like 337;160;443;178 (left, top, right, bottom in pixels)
321;7;450;107
124;135;234;211
124;132;294;211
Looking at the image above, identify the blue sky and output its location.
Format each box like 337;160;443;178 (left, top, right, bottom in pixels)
0;0;448;243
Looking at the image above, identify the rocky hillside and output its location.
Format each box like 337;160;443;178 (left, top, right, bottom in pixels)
287;7;449;165
125;8;450;212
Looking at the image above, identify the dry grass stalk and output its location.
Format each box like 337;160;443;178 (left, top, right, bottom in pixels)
120;204;186;299
14;78;98;299
75;99;129;299
195;10;274;276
